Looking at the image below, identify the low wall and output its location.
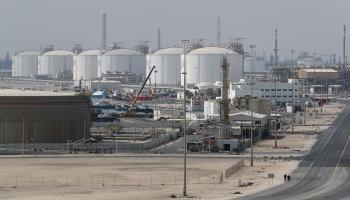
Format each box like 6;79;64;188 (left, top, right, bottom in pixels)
224;159;245;179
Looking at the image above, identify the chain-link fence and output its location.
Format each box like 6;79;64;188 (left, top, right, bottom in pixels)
0;173;223;188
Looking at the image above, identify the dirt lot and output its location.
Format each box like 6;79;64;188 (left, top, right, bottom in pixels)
0;156;297;200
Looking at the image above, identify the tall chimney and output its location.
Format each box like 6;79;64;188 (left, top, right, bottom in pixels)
216;17;221;47
101;13;107;50
157;28;161;50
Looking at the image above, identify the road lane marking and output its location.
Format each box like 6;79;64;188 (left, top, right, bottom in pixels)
336;135;350;169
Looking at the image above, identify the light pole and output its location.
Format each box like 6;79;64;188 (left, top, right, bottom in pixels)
5;118;7;149
249;44;255;167
154;68;158;115
22;117;25;157
274;28;279;149
115;119;118;158
291;49;295;133
181;39;189;197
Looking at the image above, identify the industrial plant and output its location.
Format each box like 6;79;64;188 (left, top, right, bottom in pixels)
3;13;350;154
2;5;350;200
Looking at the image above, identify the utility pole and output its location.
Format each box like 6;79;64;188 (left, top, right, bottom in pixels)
274;29;279;149
181;39;189;197
249;44;255;167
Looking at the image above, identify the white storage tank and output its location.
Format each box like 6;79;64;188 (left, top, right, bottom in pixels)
12;50;41;77
146;48;183;85
183;47;242;86
38;50;74;78
98;48;146;77
73;49;102;81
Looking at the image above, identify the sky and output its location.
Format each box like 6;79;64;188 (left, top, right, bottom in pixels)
0;0;349;58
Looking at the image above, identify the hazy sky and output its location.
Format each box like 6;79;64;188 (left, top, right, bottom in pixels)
0;0;349;58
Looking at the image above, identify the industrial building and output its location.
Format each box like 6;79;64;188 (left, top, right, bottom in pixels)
203;97;270;120
38;50;74;79
183;47;243;86
146;47;183;85
98;48;146;77
0;90;90;144
297;68;339;80
259;79;302;104
12;50;41;77
73;49;102;81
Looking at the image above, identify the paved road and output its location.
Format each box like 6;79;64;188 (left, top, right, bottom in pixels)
237;103;350;200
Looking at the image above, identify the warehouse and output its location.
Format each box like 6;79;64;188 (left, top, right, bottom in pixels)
0;90;90;143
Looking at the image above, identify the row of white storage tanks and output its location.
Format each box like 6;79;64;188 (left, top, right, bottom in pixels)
12;47;243;85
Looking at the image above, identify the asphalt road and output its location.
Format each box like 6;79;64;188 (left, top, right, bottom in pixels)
237;103;350;200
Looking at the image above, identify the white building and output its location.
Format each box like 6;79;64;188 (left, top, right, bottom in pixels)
258;79;302;104
205;79;302;105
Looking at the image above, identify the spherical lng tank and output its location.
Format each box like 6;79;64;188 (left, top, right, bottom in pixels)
12;50;41;77
38;50;74;78
73;49;102;81
183;47;243;85
146;48;183;85
98;49;146;77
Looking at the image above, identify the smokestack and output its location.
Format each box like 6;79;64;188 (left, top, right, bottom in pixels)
101;13;107;50
157;28;161;50
216;17;221;47
343;25;346;69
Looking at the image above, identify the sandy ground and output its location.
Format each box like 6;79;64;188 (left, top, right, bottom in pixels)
0;156;297;200
292;102;344;133
247;102;344;154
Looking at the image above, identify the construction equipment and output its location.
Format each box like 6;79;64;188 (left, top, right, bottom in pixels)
122;65;156;117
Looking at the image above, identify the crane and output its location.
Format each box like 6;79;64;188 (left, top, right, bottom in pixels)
123;65;156;117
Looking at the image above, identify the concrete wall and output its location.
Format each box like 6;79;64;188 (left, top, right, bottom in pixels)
0;95;91;143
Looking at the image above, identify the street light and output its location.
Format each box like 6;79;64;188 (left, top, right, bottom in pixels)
273;28;279;149
181;39;189;197
291;49;296;133
249;44;255;167
22;117;25;157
